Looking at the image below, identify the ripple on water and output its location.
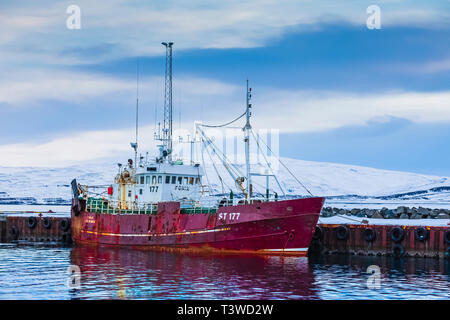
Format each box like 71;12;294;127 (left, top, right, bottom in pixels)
0;245;448;300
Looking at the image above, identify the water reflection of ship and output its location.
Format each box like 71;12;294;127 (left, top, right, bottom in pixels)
70;246;318;299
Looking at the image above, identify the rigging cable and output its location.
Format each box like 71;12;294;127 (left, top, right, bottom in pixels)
200;138;214;195
250;129;313;197
249;130;286;196
197;111;246;128
203;141;226;194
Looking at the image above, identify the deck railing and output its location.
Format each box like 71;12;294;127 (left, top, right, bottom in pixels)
80;184;295;215
84;195;289;215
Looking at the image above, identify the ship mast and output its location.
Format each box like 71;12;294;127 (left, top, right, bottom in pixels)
244;79;252;199
130;58;139;169
161;42;173;162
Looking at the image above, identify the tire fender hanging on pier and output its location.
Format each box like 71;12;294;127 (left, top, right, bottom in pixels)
414;227;429;242
390;227;404;243
42;217;52;229
27;217;37;229
363;228;376;242
335;225;349;241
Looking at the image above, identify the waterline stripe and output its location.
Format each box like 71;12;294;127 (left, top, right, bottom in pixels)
82;227;231;237
260;248;308;252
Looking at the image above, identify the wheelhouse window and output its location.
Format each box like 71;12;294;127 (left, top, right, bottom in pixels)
165;175;170;184
145;176;150;184
171;176;176;184
152;176;157;184
184;177;188;185
189;177;194;185
195;177;200;184
177;176;182;184
158;176;162;184
140;176;144;184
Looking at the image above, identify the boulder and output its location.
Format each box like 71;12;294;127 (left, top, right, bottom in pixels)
385;209;399;219
365;209;375;218
417;207;429;215
436;213;450;219
399;213;409;219
356;212;366;218
430;210;439;218
396;206;407;215
372;211;384;219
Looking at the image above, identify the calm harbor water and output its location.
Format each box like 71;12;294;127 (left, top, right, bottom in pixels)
0;242;448;300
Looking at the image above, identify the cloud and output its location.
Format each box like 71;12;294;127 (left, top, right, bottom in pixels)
0;70;238;107
394;58;450;74
0;125;159;167
0;1;448;66
1;80;449;167
252;89;450;133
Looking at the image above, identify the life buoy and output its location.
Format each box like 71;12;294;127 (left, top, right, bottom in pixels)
27;216;37;229
312;226;323;241
390;227;404;243
335;225;349;241
392;243;405;257
414;227;429;242
444;229;450;245
42;217;52;229
59;218;71;232
363;228;376;242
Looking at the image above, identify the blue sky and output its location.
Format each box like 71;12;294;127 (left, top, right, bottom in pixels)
0;1;449;175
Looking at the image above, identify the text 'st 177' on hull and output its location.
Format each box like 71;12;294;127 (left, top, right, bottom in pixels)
71;197;325;256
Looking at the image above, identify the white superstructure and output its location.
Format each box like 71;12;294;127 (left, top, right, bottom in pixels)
109;160;203;209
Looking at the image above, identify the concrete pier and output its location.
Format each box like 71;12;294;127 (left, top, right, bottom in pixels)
309;223;450;258
0;215;71;244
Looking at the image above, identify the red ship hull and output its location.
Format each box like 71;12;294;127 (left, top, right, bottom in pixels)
71;197;325;256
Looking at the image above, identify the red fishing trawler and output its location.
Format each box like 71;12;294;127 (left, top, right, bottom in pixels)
70;42;324;256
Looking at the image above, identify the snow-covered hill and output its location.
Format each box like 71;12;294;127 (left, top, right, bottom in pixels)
0;158;449;207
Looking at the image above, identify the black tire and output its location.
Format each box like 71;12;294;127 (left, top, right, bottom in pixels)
444;229;450;245
392;243;405;257
363;228;376;242
10;226;19;240
335;225;349;241
390;227;404;243
414;227;429;242
312;226;323;241
27;216;37;229
42;217;52;229
59;218;71;232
